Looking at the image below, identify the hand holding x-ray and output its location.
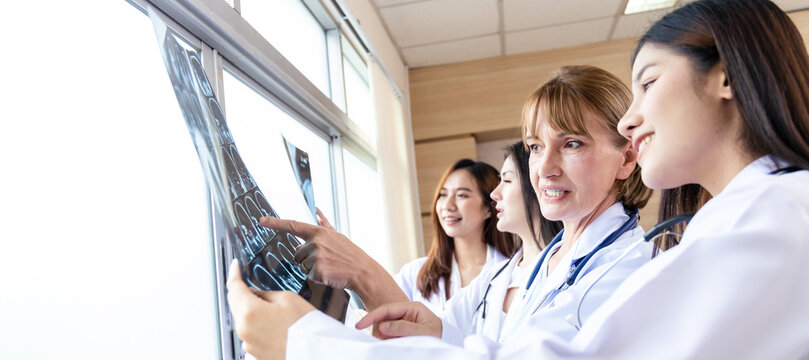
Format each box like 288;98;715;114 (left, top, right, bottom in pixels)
259;217;410;311
227;260;314;360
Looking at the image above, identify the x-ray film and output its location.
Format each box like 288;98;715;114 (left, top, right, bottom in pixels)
282;137;317;221
149;10;348;322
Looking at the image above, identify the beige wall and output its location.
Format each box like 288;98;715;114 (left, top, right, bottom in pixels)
410;9;809;249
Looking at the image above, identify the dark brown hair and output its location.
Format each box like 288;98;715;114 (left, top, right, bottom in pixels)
418;159;517;298
635;0;809;243
503;141;563;248
521;65;652;211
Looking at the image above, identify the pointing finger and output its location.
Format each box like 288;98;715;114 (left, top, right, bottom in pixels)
259;217;319;239
376;319;434;338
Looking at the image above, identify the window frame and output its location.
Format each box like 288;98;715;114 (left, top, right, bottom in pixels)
125;0;379;358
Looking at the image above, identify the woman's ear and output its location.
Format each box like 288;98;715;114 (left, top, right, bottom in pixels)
711;63;733;101
616;143;637;180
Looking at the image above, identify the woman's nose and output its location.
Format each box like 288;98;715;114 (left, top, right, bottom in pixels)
536;151;561;179
618;104;642;140
490;184;502;201
440;196;456;210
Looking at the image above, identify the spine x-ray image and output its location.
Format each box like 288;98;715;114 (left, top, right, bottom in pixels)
283;137;317;221
149;10;348;322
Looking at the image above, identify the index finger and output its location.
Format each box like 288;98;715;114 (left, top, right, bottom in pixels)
259;217;319;239
355;302;416;330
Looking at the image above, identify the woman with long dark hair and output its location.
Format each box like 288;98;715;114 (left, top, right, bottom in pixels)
394;159;517;315
435;142;562;341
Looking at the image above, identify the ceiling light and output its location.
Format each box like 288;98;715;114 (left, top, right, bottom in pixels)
624;0;678;15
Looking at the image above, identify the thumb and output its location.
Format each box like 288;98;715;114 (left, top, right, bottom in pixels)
253;289;292;304
315;207;335;230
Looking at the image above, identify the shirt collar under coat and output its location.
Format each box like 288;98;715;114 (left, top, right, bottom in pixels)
449;244;500;299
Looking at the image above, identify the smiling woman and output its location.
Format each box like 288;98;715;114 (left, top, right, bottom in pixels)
394;159;517;315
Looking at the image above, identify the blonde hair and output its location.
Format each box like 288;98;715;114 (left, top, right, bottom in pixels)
521;65;651;210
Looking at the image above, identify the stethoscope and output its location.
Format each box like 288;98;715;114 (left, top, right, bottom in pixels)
475;207;640;322
525;207;640;313
563;212;694;330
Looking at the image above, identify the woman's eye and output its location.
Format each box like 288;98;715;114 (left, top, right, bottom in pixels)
438;193;447;198
565;140;582;149
529;144;542;153
642;79;655;91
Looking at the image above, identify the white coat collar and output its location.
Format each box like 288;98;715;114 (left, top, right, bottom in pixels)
715;155;787;198
681;155;790;246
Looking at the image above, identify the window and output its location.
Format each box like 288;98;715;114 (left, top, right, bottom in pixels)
342;149;390;270
342;36;376;146
222;68;336;226
240;0;331;95
3;0;409;358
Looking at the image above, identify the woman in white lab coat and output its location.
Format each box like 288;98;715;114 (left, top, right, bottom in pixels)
392;159;518;315
225;64;658;358
225;1;809;359
439;142;562;342
315;64;657;345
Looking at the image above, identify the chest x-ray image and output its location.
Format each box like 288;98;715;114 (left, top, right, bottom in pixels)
149;10;348;322
283;137;317;221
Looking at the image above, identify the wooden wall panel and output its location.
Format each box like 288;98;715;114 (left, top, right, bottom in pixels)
414;136;477;214
410;37;637;142
421;214;433;255
639;190;661;232
409;9;809;239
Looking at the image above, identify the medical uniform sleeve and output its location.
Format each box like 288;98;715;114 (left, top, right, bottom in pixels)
287;310;490;360
440;265;493;346
393;258;424;301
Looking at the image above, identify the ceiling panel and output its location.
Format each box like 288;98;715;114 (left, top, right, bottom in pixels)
505;17;614;55
504;0;623;32
402;34;501;67
373;0;424;8
380;0;499;47
610;8;669;40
